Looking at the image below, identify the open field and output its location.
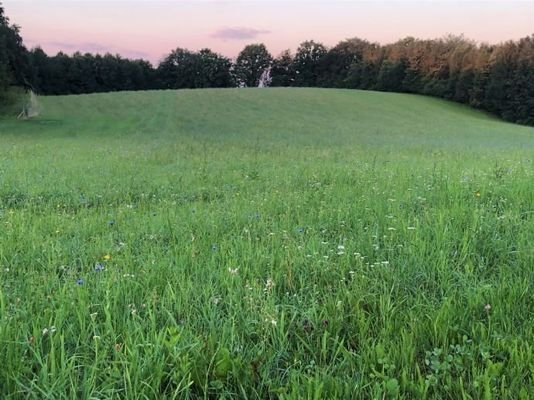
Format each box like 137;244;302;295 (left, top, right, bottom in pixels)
0;88;533;399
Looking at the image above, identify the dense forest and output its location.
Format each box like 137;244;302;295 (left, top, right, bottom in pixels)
1;3;533;125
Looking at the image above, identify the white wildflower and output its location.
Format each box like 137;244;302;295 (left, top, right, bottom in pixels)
264;278;274;292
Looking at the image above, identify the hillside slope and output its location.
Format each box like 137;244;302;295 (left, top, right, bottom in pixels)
2;88;534;150
0;88;533;398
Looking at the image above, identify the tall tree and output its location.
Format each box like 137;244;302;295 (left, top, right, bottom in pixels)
375;58;407;92
234;43;272;87
0;2;30;100
271;50;295;87
157;47;198;89
293;40;327;87
317;38;374;87
194;49;234;88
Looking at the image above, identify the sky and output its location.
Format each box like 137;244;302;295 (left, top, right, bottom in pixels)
3;1;534;64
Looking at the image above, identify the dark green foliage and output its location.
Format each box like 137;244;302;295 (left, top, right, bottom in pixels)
345;59;380;90
271;50;295;87
194;49;234;88
375;59;407;92
157;47;233;90
29;50;156;95
234;43;272;87
402;66;423;93
293;40;327;87
0;2;31;103
316;38;373;88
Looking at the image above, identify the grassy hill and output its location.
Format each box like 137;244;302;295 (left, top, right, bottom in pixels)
0;88;533;399
3;87;534;148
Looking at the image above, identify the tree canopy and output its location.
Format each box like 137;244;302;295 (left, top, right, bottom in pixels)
0;2;31;101
234;43;272;87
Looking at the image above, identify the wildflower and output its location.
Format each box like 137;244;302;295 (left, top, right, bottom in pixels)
90;312;98;320
264;278;274;292
475;191;481;197
387;227;396;231
407;226;416;230
42;326;57;336
381;261;390;266
76;278;85;286
228;267;239;275
93;335;101;340
128;304;137;315
94;262;105;272
103;254;111;261
484;304;491;312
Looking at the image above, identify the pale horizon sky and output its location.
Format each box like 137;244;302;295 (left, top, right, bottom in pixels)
3;1;534;64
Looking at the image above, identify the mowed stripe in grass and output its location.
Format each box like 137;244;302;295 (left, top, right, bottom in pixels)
0;88;533;399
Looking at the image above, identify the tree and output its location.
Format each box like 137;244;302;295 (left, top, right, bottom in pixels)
271;50;295;87
157;47;198;89
194;49;233;88
376;59;407;92
0;2;31;101
317;38;374;87
157;47;233;89
293;40;327;87
234;43;272;87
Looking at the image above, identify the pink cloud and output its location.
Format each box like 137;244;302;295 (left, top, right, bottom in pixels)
211;27;271;41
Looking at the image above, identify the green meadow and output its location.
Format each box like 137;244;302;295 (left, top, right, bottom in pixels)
0;88;533;399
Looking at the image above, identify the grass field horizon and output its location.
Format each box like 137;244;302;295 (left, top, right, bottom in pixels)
1;88;533;398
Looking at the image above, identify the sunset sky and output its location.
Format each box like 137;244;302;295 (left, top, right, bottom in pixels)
4;1;534;64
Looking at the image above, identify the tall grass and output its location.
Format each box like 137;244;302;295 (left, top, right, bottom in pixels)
0;88;533;398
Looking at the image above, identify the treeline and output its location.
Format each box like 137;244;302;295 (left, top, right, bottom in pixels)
26;44;270;93
267;36;534;125
1;1;534;124
0;4;32;102
29;49;156;94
